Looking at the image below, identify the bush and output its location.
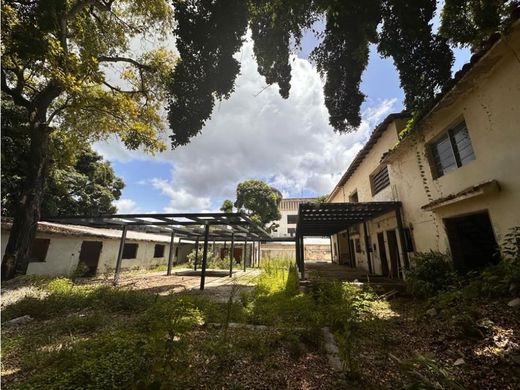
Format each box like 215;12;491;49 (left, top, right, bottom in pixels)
406;251;457;298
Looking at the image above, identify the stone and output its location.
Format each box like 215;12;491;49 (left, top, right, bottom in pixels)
3;315;33;327
454;358;465;366
507;298;520;307
426;308;438;317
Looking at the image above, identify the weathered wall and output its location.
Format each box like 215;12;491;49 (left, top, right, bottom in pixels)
390;25;520;254
260;243;331;261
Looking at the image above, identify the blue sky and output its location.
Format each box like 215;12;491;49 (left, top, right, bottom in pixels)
96;22;471;214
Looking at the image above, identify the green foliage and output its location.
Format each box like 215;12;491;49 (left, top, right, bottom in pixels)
234;179;282;232
440;0;517;49
167;0;516;144
398;353;464;390
220;199;234;213
168;0;248;147
406;251;457;298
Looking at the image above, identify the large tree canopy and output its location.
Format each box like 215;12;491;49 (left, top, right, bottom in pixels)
1;0;175;279
234;179;282;232
168;0;518;145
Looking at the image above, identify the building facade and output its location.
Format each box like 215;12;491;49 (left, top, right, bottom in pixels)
1;221;193;277
272;197;317;238
327;21;520;277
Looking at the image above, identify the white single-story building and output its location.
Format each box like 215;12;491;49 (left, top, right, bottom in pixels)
1;221;194;277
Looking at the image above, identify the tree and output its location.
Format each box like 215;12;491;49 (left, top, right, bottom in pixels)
234;180;282;232
219;199;234;213
1;0;175;280
168;0;517;145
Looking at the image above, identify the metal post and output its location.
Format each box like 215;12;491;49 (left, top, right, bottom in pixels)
346;228;351;267
167;230;176;276
229;233;235;277
295;235;301;273
329;236;334;263
300;235;305;279
395;207;410;274
200;223;210;290
258;241;261;268
363;222;373;274
212;239;216;257
243;238;248;271
114;224;128;285
194;237;200;270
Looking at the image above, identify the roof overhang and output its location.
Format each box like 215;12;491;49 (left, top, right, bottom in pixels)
296;201;402;237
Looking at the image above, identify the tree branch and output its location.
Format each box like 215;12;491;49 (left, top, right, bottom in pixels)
98;56;154;71
1;69;31;108
102;81;145;95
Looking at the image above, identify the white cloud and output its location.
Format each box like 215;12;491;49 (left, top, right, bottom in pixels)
95;34;397;212
114;198;139;214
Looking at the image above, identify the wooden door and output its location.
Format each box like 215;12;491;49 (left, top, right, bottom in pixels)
386;230;400;279
377;232;389;277
79;241;103;276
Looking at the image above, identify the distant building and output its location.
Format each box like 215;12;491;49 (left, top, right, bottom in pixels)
272;197;317;238
1;221;193;277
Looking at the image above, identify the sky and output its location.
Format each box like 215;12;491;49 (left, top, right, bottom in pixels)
94;19;471;215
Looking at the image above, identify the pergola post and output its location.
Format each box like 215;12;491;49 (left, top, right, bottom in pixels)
395;206;410;275
329;235;334;263
258;240;261;268
300;236;305;279
346;229;352;267
295;235;301;272
200;223;210;290
229;233;235;277
363;222;373;274
113;224;128;285
243;238;248;271
194;237;200;270
166;230;176;276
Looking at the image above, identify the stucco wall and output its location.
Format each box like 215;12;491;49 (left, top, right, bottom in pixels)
390;26;520;254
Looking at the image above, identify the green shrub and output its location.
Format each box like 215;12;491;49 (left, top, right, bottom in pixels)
406;251;457;298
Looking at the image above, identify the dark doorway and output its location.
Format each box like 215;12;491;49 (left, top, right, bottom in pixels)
386;230;400;278
377;232;390;277
79;241;103;276
444;211;499;272
349;239;356;267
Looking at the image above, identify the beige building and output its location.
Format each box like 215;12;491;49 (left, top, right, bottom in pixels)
327;20;520;277
1;221;193;277
273;197;317;238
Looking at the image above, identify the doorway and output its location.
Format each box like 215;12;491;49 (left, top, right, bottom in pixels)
377;232;389;277
79;241;103;276
444;211;499;272
386;230;400;278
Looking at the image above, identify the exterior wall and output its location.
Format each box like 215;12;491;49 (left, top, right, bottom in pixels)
261;243;331;261
390;27;520;256
273;198;316;238
0;230;195;277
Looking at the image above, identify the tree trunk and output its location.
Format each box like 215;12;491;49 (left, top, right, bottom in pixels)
1;123;52;280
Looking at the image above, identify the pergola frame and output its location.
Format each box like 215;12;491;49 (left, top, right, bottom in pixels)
46;212;271;289
295;202;410;278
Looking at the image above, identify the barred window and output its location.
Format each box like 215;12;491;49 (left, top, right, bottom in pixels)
430;121;475;178
287;214;298;224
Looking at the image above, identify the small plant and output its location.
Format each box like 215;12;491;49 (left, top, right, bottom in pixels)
71;261;90;279
407;251;457;298
397;353;464;389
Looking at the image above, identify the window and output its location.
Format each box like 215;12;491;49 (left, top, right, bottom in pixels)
29;238;50;262
153;244;165;258
288;227;296;236
370;166;390;195
349;191;359;203
122;243;138;259
403;228;415;252
430;121;475;178
287;214;298;224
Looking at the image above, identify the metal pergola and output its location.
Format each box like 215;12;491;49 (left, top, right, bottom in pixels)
46;212;271;289
295;202;410;278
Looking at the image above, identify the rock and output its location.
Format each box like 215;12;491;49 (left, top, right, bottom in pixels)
507;298;520;307
3;315;33;327
454;358;465;366
426;308;438;317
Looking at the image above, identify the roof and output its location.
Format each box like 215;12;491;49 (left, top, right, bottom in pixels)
1;221;172;243
296;201;401;237
326;111;410;201
44;212;272;241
